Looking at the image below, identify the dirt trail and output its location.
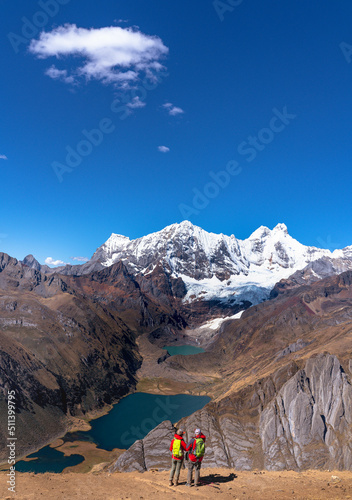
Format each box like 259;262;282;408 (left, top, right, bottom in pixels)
1;468;352;499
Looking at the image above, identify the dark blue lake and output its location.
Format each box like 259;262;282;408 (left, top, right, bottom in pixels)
14;446;84;474
162;345;205;356
14;392;210;473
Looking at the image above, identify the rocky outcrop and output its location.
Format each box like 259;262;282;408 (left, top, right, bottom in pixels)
260;354;352;470
109;420;175;472
22;254;52;274
271;256;352;297
110;355;352;472
275;339;311;360
191;355;352;471
0;252;68;296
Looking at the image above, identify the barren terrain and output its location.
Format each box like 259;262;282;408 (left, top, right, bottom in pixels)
1;469;352;499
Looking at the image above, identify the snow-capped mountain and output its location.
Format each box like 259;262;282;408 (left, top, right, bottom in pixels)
87;221;351;306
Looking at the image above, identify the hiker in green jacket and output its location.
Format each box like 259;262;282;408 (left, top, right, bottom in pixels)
169;429;187;486
186;428;206;487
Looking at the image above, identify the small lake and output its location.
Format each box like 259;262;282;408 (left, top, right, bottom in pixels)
15;392;210;473
162;345;205;356
13;446;84;474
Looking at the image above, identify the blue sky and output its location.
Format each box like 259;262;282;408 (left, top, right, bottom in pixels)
2;0;352;264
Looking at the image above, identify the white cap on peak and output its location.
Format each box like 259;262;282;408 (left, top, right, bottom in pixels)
273;223;288;233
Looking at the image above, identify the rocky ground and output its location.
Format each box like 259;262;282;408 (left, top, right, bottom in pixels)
1;469;352;499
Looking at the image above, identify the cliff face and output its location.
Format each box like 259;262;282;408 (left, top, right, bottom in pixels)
260;354;352;470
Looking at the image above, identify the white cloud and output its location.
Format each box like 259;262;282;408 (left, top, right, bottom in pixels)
70;256;89;262
45;257;66;266
127;96;146;109
0;155;8;160
29;24;168;87
158;146;170;153
169;106;184;116
45;65;75;84
163;102;184;116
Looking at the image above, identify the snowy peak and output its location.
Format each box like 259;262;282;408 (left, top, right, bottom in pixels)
91;221;333;279
105;233;131;247
273;222;288;234
248;223;287;240
90;221;238;279
86;222;352;308
92;233;131;265
243;223;332;271
248;225;271;240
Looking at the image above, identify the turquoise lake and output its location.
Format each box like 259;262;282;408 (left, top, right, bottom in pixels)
162;345;205;356
14;392;210;473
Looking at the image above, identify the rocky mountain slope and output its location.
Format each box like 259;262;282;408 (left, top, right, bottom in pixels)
0;247;237;462
271;253;352;296
0;254;142;461
111;270;352;471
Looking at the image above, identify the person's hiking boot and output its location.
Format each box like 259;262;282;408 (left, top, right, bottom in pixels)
169;480;173;486
174;480;179;486
186;483;191;487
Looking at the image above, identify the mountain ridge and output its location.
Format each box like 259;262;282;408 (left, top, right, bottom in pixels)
49;221;352;308
19;221;352;311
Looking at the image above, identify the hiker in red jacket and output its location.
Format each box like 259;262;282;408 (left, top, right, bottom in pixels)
169;429;187;486
186;428;206;487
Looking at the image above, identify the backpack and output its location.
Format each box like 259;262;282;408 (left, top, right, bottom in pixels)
172;439;183;458
193;437;205;458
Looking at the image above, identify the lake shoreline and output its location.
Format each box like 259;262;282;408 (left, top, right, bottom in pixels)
162;344;205;356
1;335;215;471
